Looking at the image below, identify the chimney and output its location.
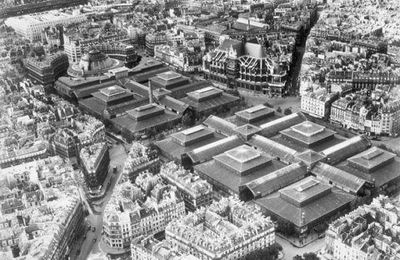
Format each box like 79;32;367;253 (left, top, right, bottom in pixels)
148;81;153;104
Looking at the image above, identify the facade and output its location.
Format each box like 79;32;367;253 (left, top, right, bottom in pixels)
146;32;168;56
25;52;69;86
330;91;400;136
79;142;110;191
203;38;291;95
154;45;204;72
301;89;338;119
160;162;213;212
102;174;185;250
52;128;79;159
5;10;86;41
166;197;275;260
63;22;131;63
325;196;400;260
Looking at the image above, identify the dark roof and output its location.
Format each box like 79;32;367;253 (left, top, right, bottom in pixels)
127;104;164;121
171;125;215;146
111;108;181;133
280;121;336;146
336;155;400;188
156;131;225;161
195;158;286;194
234;124;261;139
181;92;239;113
311;162;366;193
170;81;213;99
187;135;244;164
242;162;307;199
248;134;299;164
91;86;133;103
295;150;326;167
131;67;171;83
157;95;189;114
259;112;306;138
321;136;371;165
150;71;189;89
73;81;117;99
255;186;354;228
123;80;150;97
347;147;396;173
203;115;238;136
235;104;275;124
213;145;272;175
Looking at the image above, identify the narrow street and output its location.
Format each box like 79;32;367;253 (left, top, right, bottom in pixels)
276;235;325;260
75;143;130;260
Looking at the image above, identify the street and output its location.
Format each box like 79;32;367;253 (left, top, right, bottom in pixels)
276;235;325;260
75;142;130;260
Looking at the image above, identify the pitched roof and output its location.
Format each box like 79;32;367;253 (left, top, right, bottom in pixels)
321;135;371;165
311;162;366;193
203;115;237;136
242;162;307;199
187;135;244;164
259;112;306;138
248;134;299;164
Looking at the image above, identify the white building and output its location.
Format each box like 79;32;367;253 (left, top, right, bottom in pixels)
166;197;275;260
102;174;186;250
301;88;337;119
325;195;400;260
5;10;86;41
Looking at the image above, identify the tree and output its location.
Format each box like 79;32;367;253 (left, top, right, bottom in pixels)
276;107;282;113
283;107;293;115
182;110;195;127
303;252;320;260
293;255;304;260
276;219;296;236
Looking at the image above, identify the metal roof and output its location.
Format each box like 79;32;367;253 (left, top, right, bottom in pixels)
311;162;366;194
242;162;307;199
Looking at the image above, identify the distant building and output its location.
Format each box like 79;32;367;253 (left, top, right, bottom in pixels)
25;52;69;86
160;162;213;211
5;10;86;41
146;32;168;56
330;91;400;136
112;103;182;139
325;195;400;260
78;85;147;120
52;128;79;158
180;86;240;117
203;38;291;95
79;142;110;191
301;89;338;119
166;197;275;260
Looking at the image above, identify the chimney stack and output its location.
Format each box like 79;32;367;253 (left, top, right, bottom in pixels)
148;81;153;104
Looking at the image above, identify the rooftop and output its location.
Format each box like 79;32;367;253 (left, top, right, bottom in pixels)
235;104;275;124
280;121;336;147
347;147;396;173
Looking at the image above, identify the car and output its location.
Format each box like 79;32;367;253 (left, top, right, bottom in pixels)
93;238;97;242
92;227;96;232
